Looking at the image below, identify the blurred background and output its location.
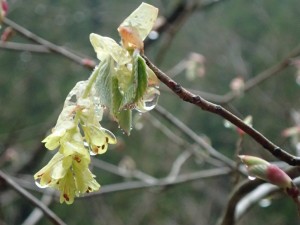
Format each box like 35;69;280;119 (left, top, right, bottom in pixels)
1;0;300;224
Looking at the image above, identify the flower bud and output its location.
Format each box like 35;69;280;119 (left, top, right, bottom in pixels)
239;155;296;191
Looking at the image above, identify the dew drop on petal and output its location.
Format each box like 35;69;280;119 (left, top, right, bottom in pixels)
135;88;160;113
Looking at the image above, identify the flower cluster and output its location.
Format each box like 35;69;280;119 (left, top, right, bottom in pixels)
34;2;159;204
34;81;117;204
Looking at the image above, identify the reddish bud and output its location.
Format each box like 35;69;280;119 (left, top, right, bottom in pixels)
281;126;300;137
1;0;8;13
1;27;14;42
266;164;292;188
81;58;96;68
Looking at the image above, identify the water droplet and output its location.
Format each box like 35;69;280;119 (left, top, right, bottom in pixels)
135;88;160;113
248;175;256;181
89;149;97;156
259;198;271;208
35;181;48;189
148;31;159;40
224;120;232;128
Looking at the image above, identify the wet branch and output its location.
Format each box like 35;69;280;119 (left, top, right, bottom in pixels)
142;54;300;166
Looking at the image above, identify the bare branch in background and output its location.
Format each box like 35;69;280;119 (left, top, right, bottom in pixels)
0;170;66;225
2;18;96;69
143;55;300;166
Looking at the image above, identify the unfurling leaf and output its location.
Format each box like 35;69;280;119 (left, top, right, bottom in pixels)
118;2;158;50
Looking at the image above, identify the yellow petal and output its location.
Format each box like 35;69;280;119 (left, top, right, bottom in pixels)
89;33;130;65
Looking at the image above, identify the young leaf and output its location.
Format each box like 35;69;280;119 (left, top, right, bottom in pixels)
89;33;130;65
118;2;158;44
94;56;115;108
119;53;148;109
135;55;148;101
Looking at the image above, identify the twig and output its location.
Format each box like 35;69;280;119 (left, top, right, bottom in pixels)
167;150;192;181
91;158;157;184
84;166;231;197
0;42;50;53
154;105;236;168
143;54;300;166
21;190;55;225
220;44;300;104
0;170;66;225
2;18;95;69
217;166;300;225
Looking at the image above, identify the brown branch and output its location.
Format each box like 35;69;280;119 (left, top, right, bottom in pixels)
218;167;300;225
2;18;95;69
220;44;300;104
154;105;236;168
144;0;228;48
142;54;300;166
0;41;50;53
0;170;66;225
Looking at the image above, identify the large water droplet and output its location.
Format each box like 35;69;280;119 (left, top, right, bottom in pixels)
259;198;271;208
135;88;160;113
248;175;256;180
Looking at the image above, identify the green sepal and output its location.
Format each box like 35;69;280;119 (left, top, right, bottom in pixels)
94;56;115;107
111;75;132;135
119;53;148;109
135;55;148;101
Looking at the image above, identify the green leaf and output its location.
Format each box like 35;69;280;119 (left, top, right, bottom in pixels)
94;56;115;108
111;75;132;135
118;2;158;41
119;53;148;109
94;59;132;134
135;55;148;101
116;109;132;135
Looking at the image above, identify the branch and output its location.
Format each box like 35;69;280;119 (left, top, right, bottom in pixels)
0;42;50;53
154;105;236;168
2;18;95;69
218;166;300;225
84;166;231;197
0;170;66;225
220;44;300;104
143;54;300;166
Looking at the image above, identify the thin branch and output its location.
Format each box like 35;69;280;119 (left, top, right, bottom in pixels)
145;0;228;48
21;190;55;225
91;158;157;184
220;44;300;104
154;105;236;168
143;54;300;166
0;42;50;53
217;167;300;225
167;150;192;181
0;170;66;225
84;166;231;197
2;18;95;69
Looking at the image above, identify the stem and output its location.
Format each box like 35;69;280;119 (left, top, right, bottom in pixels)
142;54;300;166
0;170;66;225
83;66;100;98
